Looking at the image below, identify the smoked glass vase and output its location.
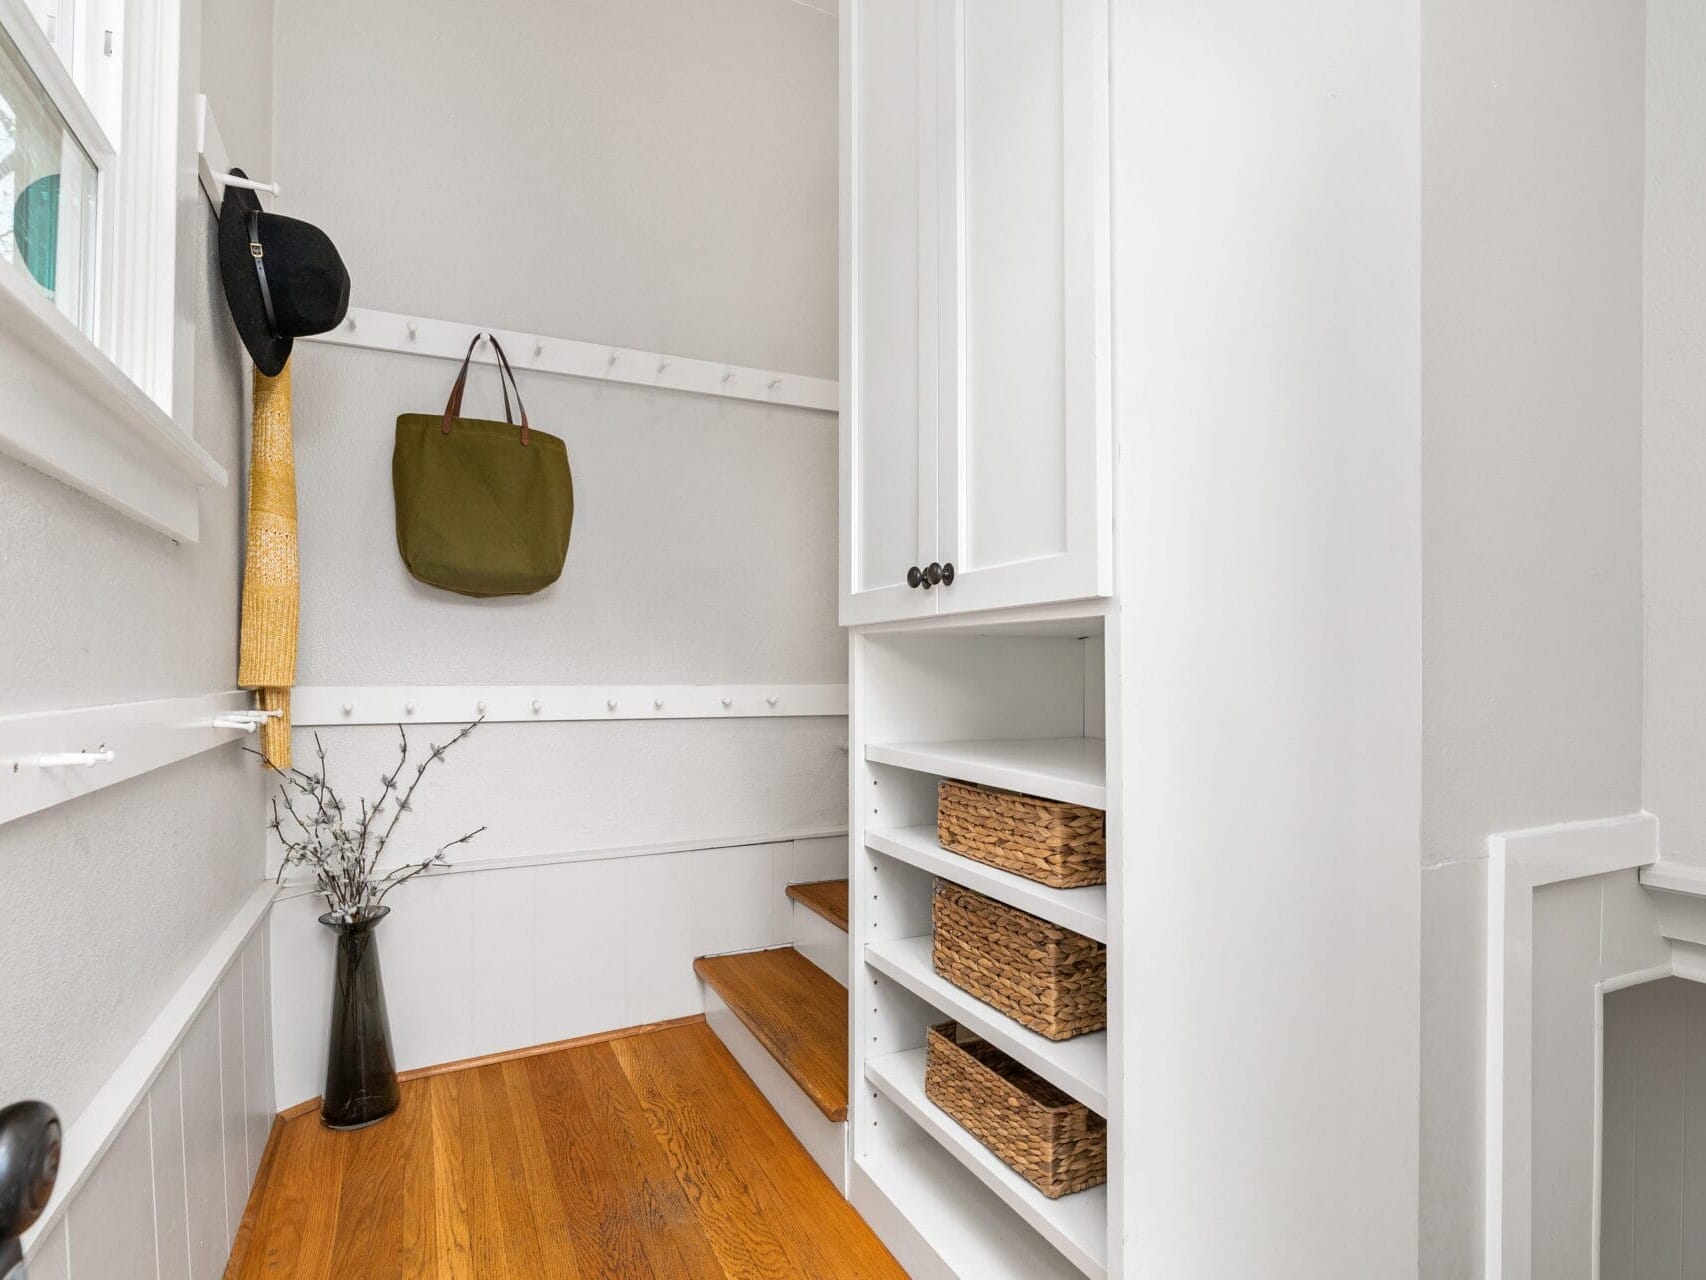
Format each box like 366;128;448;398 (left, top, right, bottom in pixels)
319;906;400;1130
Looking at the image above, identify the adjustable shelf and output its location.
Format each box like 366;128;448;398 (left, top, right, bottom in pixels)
866;825;1108;942
866;1049;1108;1280
865;936;1107;1114
865;737;1105;809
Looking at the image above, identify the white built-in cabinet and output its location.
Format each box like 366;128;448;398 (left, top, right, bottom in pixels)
840;0;1112;627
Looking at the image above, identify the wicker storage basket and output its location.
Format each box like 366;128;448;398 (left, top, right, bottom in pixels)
937;779;1105;888
932;881;1106;1041
925;1021;1107;1199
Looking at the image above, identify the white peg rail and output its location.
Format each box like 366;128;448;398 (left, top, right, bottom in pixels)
292;684;848;727
300;307;839;414
1;691;258;827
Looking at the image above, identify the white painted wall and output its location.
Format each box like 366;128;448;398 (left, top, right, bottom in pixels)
1642;0;1706;862
265;0;844;1081
1417;0;1647;1273
1110;1;1421;1274
0;0;273;1131
269;834;846;1109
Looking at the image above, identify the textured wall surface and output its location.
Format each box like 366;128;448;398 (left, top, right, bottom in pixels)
265;0;844;1078
1417;1;1646;1274
0;9;274;1129
271;0;837;378
1642;0;1706;860
285;343;842;688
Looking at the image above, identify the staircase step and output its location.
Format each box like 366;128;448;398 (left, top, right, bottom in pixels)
786;879;849;932
693;947;848;1122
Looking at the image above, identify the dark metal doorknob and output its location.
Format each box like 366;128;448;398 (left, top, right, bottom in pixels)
906;565;923;589
923;563;943;587
941;562;955;585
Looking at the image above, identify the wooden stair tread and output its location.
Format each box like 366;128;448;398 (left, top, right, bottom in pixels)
693;948;849;1122
786;879;849;932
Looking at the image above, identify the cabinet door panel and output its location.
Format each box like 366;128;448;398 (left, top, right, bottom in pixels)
935;0;1111;616
841;0;937;624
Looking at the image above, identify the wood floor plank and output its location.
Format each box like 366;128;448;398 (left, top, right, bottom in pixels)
527;1041;723;1279
232;1111;347;1279
786;879;850;932
612;1024;907;1280
227;1020;897;1279
322;1092;420;1278
494;1059;583;1278
607;1030;800;1280
692;947;849;1120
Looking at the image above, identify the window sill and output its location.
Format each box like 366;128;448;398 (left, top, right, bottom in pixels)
0;261;227;543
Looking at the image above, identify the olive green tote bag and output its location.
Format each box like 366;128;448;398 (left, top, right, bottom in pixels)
393;334;574;597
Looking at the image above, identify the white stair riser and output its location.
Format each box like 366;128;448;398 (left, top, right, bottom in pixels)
792;899;851;987
700;983;849;1193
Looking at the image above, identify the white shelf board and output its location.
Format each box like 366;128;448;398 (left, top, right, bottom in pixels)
855;1140;1088;1280
864;737;1106;809
865;937;1107;1114
867;826;1107;943
865;1049;1108;1280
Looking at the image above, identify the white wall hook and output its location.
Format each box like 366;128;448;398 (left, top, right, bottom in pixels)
27;749;116;768
405;701;416;715
406;321;419;340
216;171;281;197
211;709;282;733
533;340;545;359
476;700;488;714
605;350;620;374
721;696;733;708
766;695;779;707
531;700;543;714
656;359;670;378
654;698;665;710
607;698;618;711
342;702;354;715
346;316;357;331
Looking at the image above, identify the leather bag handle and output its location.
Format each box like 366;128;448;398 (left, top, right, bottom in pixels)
487;336;531;446
441;333;530;444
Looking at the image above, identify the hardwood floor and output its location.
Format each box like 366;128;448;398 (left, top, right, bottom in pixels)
227;1020;905;1279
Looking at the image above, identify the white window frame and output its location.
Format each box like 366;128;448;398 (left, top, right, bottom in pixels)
0;0;226;544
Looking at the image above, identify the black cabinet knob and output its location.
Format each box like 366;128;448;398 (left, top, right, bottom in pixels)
941;562;955;585
906;565;923;589
923;563;943;587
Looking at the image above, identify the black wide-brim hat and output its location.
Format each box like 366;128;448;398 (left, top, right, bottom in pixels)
218;170;350;377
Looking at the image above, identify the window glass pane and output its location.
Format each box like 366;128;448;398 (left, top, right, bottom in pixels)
0;21;97;334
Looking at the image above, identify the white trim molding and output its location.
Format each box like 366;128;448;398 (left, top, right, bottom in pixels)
291;683;849;726
300;306;839;414
1485;812;1659;1280
0;691;257;827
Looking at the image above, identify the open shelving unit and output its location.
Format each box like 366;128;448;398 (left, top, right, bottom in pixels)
866;1049;1110;1280
848;624;1117;1280
865;936;1107;1114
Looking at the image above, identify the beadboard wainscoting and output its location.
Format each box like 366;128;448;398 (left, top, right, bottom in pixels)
267;834;849;1110
24;886;275;1280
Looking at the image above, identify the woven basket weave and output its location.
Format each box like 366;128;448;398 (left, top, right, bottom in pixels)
937;779;1105;888
932;881;1106;1041
925;1021;1107;1199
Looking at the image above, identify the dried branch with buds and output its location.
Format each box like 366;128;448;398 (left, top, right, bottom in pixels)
255;719;485;921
